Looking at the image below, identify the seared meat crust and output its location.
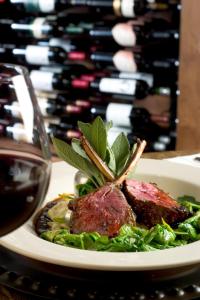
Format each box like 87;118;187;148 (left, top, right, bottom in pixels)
124;179;189;228
69;183;136;237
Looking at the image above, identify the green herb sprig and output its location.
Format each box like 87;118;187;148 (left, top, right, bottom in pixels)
52;116;134;187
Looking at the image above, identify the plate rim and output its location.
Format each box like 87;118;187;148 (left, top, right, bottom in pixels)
1;158;200;271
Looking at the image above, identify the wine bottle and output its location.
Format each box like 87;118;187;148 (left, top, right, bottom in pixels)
75;75;172;98
90;103;165;128
13;45;66;65
37;94;91;108
88;49;178;73
0;119;30;142
111;71;175;88
10;0;69;13
30;69;149;98
8;17;61;39
0;95;89;124
64;21;179;47
44;118;81;140
73;77;149;99
69;0;180;18
30;67;92;92
9;0;101;14
0;15;74;40
63;102;169;129
0;101;21;119
45;125;81;141
38;99;84;117
0;118;81;142
72;44;177;69
0;44;67;65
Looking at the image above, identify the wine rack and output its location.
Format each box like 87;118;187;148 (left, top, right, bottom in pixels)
0;0;181;152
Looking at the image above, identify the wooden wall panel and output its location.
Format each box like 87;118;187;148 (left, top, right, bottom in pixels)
177;0;200;150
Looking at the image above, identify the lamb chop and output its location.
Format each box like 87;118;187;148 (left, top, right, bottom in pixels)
68;137;189;236
67;137;145;236
124;179;189;228
68;183;135;237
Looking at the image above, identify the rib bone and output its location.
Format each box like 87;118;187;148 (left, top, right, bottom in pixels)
81;135;115;182
115;139;146;186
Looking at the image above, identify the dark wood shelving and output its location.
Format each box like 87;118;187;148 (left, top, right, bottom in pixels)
177;0;200;150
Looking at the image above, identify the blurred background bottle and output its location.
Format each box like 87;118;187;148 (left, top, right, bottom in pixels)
0;0;181;152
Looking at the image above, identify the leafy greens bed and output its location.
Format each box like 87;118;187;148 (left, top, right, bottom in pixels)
40;195;200;252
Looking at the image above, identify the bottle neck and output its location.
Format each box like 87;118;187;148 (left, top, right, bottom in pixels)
11;17;55;39
38;98;83;117
89;26;113;39
0;101;21;119
0;120;30;143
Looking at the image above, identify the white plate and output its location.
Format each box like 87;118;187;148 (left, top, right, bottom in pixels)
1;159;200;271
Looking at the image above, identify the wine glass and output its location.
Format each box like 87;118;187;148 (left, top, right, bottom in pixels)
0;64;51;237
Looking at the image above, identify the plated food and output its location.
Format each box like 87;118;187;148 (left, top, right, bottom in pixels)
34;117;200;252
1;158;200;270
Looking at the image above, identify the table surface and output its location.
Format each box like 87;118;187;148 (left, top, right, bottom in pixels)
1;150;200;300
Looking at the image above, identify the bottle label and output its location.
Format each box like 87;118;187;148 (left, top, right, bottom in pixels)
99;78;136;95
25;46;50;65
30;71;53;91
106;103;132;127
67;130;81;139
113;51;137;72
7;123;30;143
37;97;49;116
108;126;131;145
31;18;46;39
121;0;135;17
68;51;86;61
38;0;55;12
5;101;21;118
119;72;154;87
66;105;82;114
112;23;136;47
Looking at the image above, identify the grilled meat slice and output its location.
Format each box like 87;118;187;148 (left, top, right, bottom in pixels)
68;183;136;237
124;179;189;228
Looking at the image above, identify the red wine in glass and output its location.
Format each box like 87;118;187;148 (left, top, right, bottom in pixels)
0;64;51;237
